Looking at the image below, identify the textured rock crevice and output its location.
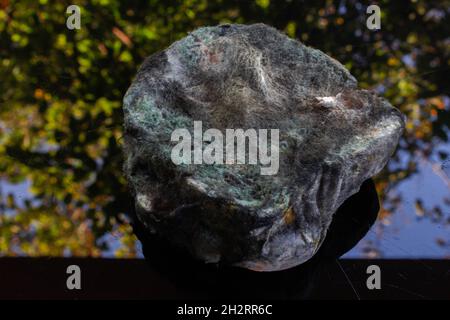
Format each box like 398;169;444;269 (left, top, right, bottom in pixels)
123;23;405;271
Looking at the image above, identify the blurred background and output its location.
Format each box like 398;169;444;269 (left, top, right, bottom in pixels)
0;0;448;259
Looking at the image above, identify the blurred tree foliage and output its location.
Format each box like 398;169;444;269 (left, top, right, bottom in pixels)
0;0;448;257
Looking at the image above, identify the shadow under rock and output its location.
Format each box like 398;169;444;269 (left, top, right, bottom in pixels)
132;179;379;299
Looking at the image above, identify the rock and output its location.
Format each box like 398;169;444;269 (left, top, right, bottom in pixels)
123;23;405;271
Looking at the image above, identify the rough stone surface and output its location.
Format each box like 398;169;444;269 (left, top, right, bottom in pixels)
123;23;405;271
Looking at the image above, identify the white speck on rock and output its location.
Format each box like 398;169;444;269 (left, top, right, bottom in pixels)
316;96;338;108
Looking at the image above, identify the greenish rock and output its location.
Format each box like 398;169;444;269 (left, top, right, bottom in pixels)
123;23;404;271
